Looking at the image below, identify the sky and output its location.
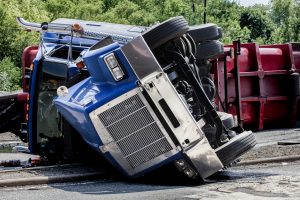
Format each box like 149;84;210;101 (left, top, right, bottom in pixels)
237;0;269;6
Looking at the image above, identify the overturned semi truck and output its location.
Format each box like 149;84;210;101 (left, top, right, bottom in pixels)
2;16;256;180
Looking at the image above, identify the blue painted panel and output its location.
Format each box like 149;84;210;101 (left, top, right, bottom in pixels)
54;42;139;151
28;49;43;153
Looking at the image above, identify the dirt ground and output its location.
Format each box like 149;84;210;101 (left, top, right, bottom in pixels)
240;144;300;160
0;129;300;199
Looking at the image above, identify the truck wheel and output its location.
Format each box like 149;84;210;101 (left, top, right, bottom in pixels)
143;16;189;50
215;131;256;166
187;24;222;43
196;40;224;59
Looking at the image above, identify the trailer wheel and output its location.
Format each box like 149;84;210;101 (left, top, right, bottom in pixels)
196;40;224;60
290;73;300;96
215;131;256;166
143;16;189;50
187;24;222;43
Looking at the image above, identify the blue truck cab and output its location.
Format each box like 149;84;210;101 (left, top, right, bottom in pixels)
17;17;256;180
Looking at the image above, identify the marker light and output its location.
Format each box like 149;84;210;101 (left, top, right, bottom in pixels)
72;23;84;35
57;86;69;97
104;53;124;81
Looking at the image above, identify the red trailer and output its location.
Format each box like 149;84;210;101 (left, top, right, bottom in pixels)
20;42;300;132
214;42;300;130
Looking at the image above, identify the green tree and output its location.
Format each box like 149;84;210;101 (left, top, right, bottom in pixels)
270;0;300;42
271;0;291;42
0;0;49;65
45;0;104;20
0;57;21;91
240;6;274;43
206;0;251;43
0;0;299;91
97;0;153;25
289;1;300;41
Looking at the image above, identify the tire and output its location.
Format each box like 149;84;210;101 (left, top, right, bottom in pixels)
290;73;300;96
196;40;224;59
187;24;222;43
142;16;189;50
215;131;256;166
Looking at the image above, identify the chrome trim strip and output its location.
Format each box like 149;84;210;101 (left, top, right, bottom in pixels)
17;17;134;43
17;17;73;34
17;17;41;31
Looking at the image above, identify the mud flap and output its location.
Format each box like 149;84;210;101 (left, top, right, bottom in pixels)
185;138;223;179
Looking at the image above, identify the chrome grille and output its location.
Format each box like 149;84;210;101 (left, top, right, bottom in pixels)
126;138;172;168
106;107;154;141
99;95;144;126
97;93;173;168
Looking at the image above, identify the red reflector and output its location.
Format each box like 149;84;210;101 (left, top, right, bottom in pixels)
73;23;84;34
76;61;85;69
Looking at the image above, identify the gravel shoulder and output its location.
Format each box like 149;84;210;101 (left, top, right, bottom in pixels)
240;144;300;161
239;129;300;161
0;164;106;181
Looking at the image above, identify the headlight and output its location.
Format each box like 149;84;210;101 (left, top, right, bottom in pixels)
104;53;124;81
174;159;198;178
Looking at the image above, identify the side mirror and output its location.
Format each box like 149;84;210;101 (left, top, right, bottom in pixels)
42;59;68;80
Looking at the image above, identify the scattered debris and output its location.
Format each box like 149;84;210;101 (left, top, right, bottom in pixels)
278;140;300;145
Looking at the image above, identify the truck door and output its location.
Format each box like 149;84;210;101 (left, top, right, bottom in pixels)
29;58;68;155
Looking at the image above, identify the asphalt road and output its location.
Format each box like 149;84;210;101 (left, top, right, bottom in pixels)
1;129;300;199
1;161;300;200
